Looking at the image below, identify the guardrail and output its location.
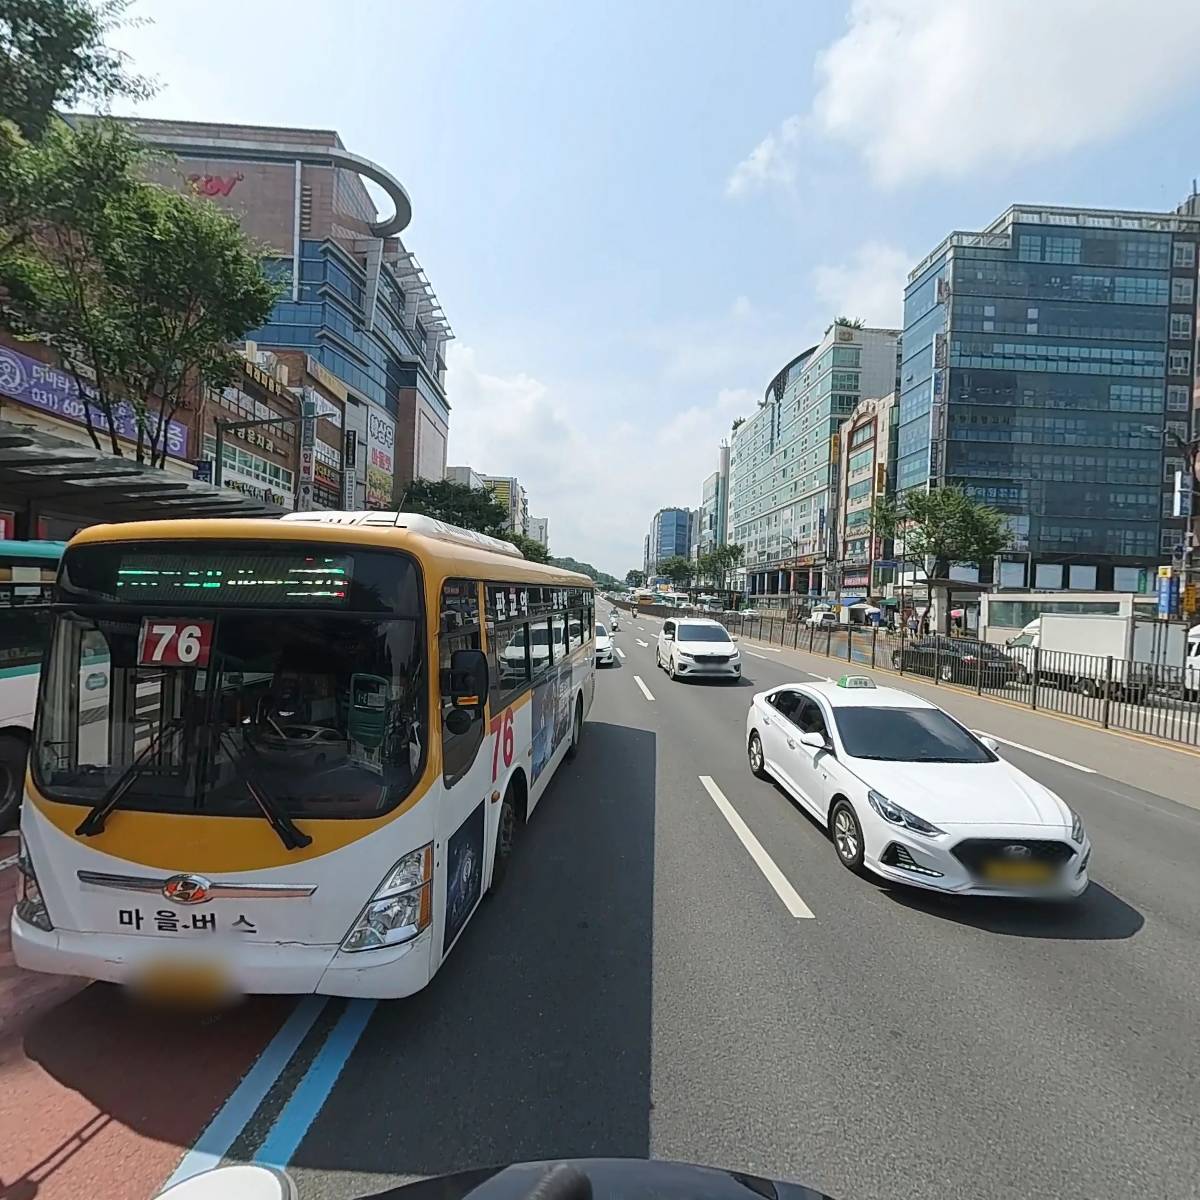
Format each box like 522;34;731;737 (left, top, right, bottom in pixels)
618;602;1200;749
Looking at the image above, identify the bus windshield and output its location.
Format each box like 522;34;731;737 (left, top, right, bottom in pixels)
34;542;427;821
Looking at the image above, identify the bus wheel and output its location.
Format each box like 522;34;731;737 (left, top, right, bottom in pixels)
565;696;583;760
0;733;27;832
489;785;519;893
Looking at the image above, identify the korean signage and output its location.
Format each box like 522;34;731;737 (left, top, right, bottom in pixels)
1173;469;1194;519
295;400;317;512
0;346;189;459
305;355;349;405
1157;565;1179;618
365;406;395;509
342;429;358;508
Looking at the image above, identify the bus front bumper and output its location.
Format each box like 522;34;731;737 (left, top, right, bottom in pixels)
10;913;436;999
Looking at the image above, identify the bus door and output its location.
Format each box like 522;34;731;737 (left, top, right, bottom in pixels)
436;580;491;957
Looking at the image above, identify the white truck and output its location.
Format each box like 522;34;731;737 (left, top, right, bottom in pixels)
1006;613;1189;701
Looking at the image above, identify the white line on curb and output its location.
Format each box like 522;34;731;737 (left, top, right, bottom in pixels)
633;675;655;701
699;776;814;918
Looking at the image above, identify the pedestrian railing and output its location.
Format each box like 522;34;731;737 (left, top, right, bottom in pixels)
700;611;1200;750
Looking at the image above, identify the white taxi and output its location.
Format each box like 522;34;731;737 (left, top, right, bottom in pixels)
595;623;615;666
745;675;1091;898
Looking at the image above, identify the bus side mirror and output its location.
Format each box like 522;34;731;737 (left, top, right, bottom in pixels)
448;649;488;718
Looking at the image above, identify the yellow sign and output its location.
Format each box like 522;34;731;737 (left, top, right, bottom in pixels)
1183;584;1198;615
306;354;349;404
1158;565;1173;579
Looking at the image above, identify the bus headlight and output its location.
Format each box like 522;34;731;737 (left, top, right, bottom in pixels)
341;844;432;953
16;837;53;932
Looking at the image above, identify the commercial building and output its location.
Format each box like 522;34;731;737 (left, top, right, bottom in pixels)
528;516;549;548
482;475;528;535
728;322;900;610
833;392;898;599
110;117;453;507
899;204;1200;592
446;465;486;490
694;443;731;563
647;507;692;576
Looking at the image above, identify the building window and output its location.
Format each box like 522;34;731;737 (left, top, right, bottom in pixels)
1168;349;1192;375
1162;528;1182;553
1043;236;1081;264
1167;385;1191;411
1173;242;1197;268
1018;234;1041;262
1170;313;1193;340
1171;277;1195;305
1165;456;1183;483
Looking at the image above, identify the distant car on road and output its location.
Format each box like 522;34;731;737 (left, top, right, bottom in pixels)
892;636;1025;685
656;617;741;682
744;675;1090;898
594;623;615;666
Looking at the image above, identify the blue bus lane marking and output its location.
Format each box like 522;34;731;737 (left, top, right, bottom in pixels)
254;998;378;1169
162;995;327;1189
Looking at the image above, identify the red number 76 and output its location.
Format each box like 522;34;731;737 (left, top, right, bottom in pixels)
489;708;514;781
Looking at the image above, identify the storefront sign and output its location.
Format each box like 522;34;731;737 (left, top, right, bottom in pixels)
365;406;395;509
306;355;349;405
187;173;242;197
342;429;358;508
242;359;287;399
0;346;190;458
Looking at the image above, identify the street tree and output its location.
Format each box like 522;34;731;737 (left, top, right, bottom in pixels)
660;555;693;589
505;532;550;563
0;0;153;141
713;542;744;590
401;478;512;534
625;569;645;587
871;486;1010;632
0;120;279;465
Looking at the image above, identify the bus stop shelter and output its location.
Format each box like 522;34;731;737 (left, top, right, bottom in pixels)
0;420;288;538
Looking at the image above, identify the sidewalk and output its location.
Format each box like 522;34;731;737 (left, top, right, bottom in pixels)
733;627;1200;813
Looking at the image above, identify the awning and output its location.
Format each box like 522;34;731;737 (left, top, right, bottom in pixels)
0;420;289;520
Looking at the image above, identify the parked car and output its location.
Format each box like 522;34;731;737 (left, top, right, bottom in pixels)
805;610;839;628
891;636;1025;685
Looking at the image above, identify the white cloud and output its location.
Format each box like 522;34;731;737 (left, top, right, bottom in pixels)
445;346;752;576
729;0;1200;194
810;241;910;328
725;116;805;198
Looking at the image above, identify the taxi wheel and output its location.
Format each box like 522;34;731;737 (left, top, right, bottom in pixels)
747;731;769;780
0;733;26;832
830;799;865;873
669;655;680;682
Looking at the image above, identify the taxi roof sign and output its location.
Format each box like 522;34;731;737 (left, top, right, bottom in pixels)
836;674;876;689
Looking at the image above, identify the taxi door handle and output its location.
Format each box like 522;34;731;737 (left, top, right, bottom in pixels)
763;717;771;726
786;737;795;749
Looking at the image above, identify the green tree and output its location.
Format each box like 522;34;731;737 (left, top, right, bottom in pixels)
0;0;153;141
0;120;279;465
708;542;743;590
505;531;550;563
660;555;693;588
625;569;645;587
871;486;1010;632
549;556;620;587
400;478;511;533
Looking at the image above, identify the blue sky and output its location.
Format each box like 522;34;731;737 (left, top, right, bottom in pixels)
110;0;1200;575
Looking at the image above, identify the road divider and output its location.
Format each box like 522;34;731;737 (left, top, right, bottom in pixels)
633;675;655;701
698;776;815;919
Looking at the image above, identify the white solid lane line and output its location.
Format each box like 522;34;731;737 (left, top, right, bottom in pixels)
699;776;815;919
635;638;648;647
977;733;1096;774
744;651;773;660
633;675;655;701
615;647;626;659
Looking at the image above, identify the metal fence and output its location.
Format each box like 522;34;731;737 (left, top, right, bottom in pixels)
641;604;1200;749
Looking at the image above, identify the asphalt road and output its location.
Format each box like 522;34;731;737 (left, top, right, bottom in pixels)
275;617;1200;1200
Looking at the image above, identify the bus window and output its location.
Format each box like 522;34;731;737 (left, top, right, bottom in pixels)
440;580;484;787
490;622;530;704
567;614;584;653
550;614;567;663
527;619;553;678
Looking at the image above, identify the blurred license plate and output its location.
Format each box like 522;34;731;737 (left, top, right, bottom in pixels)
134;960;230;1005
981;859;1054;885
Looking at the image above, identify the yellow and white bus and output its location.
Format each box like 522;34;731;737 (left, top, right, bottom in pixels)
12;511;595;998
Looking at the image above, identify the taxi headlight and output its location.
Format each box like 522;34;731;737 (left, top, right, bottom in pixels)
1070;808;1085;844
342;844;432;952
15;836;53;932
867;790;944;837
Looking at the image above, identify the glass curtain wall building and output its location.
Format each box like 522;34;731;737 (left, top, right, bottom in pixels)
899;205;1199;591
648;508;692;578
728;323;900;610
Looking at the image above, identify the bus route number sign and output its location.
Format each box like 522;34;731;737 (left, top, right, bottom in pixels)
137;617;214;668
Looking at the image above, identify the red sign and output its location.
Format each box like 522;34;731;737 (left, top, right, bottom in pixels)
137;618;214;668
187;173;243;198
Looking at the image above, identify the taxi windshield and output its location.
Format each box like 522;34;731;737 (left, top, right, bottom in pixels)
834;707;995;764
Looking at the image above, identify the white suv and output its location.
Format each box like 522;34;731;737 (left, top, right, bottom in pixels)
657;617;741;682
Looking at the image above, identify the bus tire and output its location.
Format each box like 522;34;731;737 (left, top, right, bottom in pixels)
565;695;584;760
489;784;519;893
0;732;28;833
